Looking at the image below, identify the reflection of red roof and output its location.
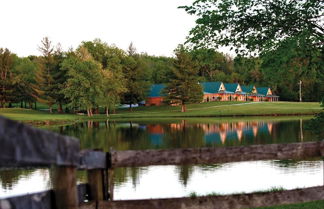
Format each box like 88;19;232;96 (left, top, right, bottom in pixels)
147;125;164;134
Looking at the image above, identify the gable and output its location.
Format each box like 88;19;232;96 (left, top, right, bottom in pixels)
257;87;271;96
219;83;225;91
236;84;242;92
201;82;222;94
225;83;241;93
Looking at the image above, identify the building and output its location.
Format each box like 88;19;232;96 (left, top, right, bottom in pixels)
241;85;262;101
201;82;229;102
257;87;279;102
145;82;279;106
224;83;247;101
145;84;165;106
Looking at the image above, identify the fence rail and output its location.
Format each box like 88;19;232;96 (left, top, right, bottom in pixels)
0;116;323;209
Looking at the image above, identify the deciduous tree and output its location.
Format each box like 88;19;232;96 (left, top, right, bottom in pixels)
181;0;323;54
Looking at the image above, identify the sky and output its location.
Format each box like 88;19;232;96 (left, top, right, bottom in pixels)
0;0;201;57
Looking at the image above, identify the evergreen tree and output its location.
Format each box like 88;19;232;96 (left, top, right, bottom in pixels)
0;48;15;108
164;45;203;112
52;45;69;113
33;37;56;113
121;43;150;110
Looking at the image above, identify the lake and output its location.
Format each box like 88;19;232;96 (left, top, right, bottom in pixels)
0;116;322;200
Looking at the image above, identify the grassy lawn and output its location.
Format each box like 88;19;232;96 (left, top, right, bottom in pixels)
115;101;322;118
0;101;322;123
253;200;324;209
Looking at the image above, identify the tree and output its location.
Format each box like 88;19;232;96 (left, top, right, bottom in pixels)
260;37;323;101
61;47;103;117
189;48;233;80
11;57;38;108
51;45;69;113
181;0;323;54
163;45;203;112
121;43;151;110
33;37;56;113
234;56;262;85
100;69;126;116
140;55;175;84
0;48;14;107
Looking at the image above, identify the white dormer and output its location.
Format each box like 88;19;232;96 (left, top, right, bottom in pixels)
219;83;225;91
236;84;242;92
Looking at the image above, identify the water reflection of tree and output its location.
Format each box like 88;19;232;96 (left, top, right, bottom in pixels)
272;160;321;169
176;165;194;187
0;169;35;190
113;167;144;188
163;122;206;149
45;119;320;188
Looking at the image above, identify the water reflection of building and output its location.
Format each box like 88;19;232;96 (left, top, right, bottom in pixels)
147;125;164;146
146;121;274;146
201;121;274;145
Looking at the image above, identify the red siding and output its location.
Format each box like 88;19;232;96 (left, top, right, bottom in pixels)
146;97;163;106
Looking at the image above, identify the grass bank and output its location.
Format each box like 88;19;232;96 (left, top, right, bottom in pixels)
254;200;324;209
0;102;321;125
115;101;322;118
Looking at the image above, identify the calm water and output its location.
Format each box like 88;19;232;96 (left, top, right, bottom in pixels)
0;117;322;199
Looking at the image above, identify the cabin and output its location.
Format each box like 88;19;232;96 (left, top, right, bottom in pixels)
224;83;246;101
146;84;165;106
201;82;229;102
241;85;262;101
257;87;279;102
145;82;279;106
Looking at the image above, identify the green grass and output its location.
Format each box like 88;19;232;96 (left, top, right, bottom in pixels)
253;200;324;209
0;102;321;124
187;188;324;209
114;101;322;118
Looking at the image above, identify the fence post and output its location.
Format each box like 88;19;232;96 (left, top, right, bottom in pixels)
88;169;105;201
53;166;79;209
108;168;114;200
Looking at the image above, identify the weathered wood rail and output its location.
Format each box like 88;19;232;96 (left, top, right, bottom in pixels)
0;116;324;209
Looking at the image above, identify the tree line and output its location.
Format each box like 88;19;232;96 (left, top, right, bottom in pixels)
0;37;323;116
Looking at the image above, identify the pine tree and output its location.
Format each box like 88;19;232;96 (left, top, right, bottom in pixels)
0;48;15;108
51;44;68;113
164;45;203;112
121;43;150;110
33;37;56;113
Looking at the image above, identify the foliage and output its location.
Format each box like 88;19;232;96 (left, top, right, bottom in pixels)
260;35;324;101
32;37;58;113
61;47;103;116
81;39;126;71
81;39;127;114
0;48;15;107
11;57;38;107
100;69;126;115
140;55;175;84
307;98;324;139
181;0;323;102
181;0;323;55
163;45;203;112
189;48;234;81
121;43;151;109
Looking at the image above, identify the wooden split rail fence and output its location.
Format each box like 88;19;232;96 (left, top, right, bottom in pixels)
0;116;324;209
